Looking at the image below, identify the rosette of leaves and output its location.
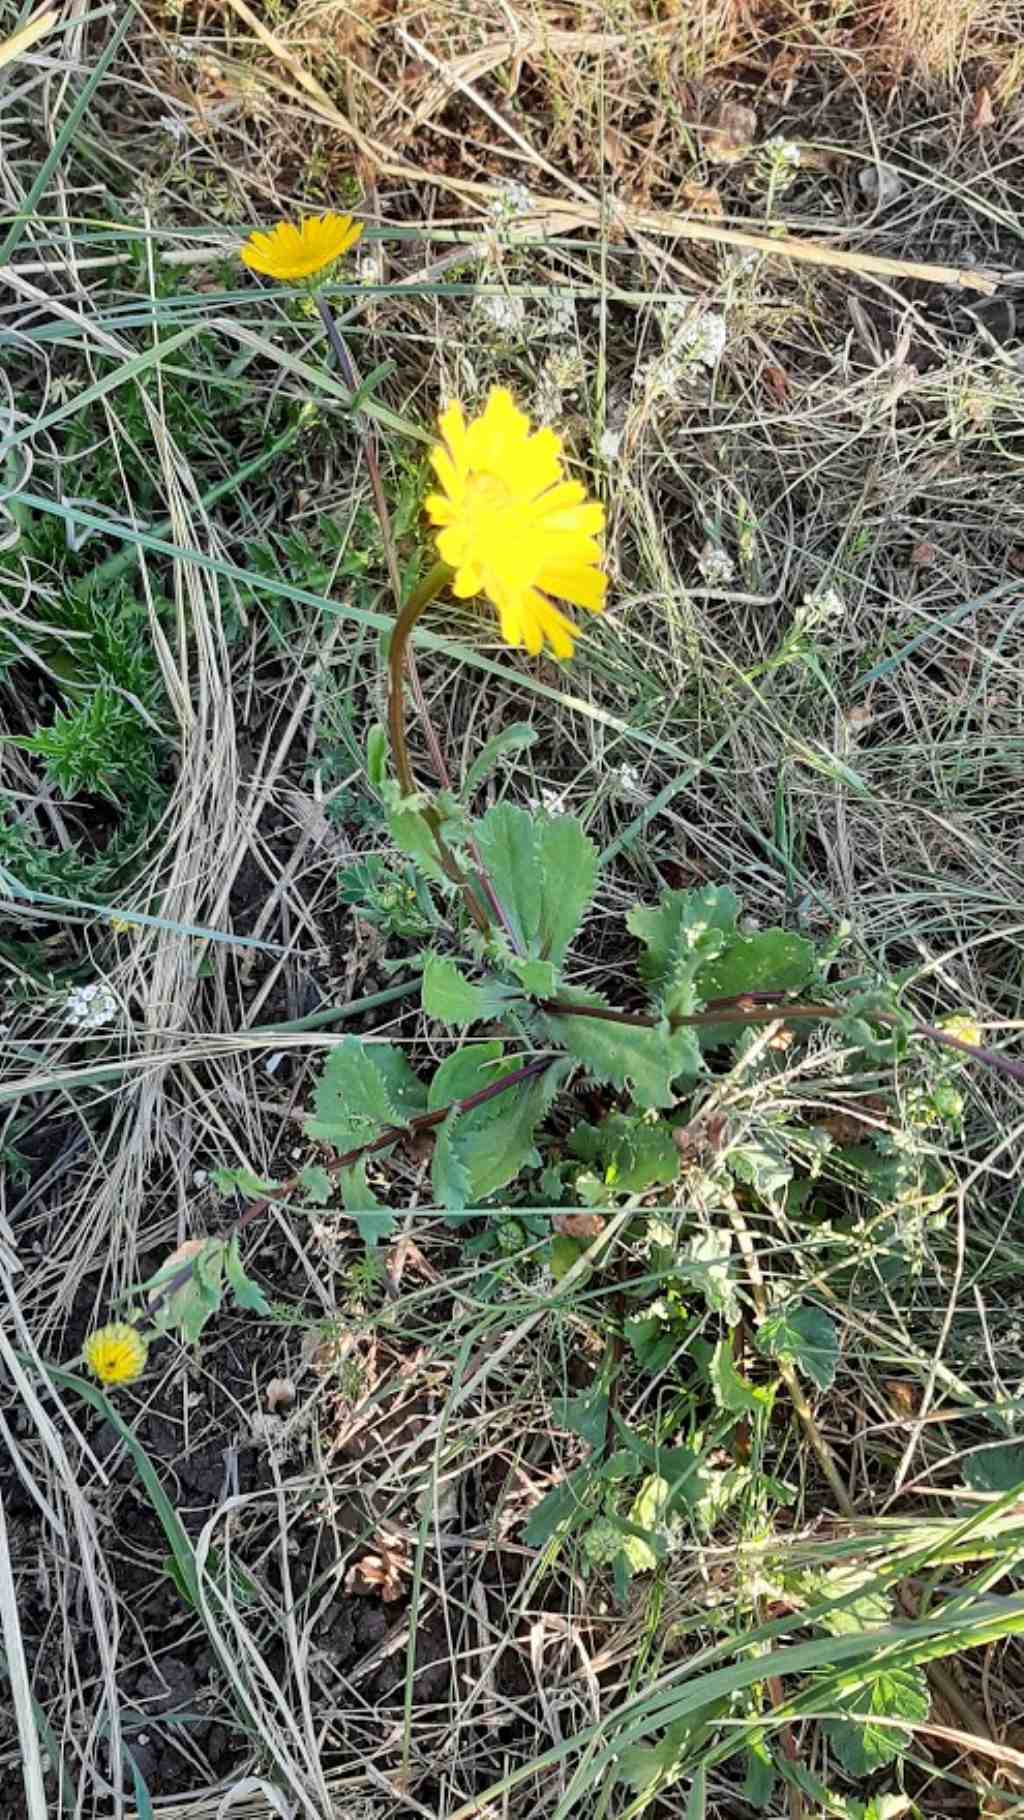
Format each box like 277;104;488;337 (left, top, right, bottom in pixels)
307;786;818;1218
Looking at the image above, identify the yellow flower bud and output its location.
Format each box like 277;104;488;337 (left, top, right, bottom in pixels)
82;1322;148;1386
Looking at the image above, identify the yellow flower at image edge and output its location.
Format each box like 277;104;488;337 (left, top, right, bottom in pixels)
240;213;363;282
425;387;607;659
83;1322;148;1386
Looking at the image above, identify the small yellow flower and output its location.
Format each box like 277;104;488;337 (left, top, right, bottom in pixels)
83;1322;148;1386
240;213;363;283
425;387;606;659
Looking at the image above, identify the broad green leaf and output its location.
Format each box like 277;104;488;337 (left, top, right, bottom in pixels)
148;1239;225;1342
550;1232;585;1280
182;1241;225;1343
569;1111;678;1196
678;1230;741;1325
535;815;599;964
421;952;513;1026
429;1042;563;1203
811;1564;891;1637
822;1665;929;1776
544;990;700;1109
626;1313;682;1376
306;1037;426;1147
299;1163;333;1205
622;1473;677;1574
552;1388;609;1453
522;1467;593;1547
224;1235;271;1315
455;1060;564;1200
463;721;537;797
963;1442;1024;1493
388;806;453;888
339;1157;396;1246
509;955;559;998
210;1165;281;1198
694;927;816;1046
427;1039;513;1110
709;1339;768;1415
474;804;541;954
728;1140;794;1212
756;1303;839;1391
432;1108;472;1214
474;803;598;967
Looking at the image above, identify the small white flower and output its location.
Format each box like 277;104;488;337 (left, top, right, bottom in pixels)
543;290;576;339
756;136;802;191
357;250;384;288
697;542;736;586
795;583;845;632
488;182;533;225
598;427;621;462
474;289;526;335
65;981;119;1029
662;306;728;370
618;763;642;796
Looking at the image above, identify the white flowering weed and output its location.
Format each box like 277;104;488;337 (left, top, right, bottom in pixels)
697;542;736;586
65;981;119;1028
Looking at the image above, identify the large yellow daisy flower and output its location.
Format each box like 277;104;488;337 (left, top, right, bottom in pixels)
83;1322;148;1386
240;213;363;283
425;388;606;659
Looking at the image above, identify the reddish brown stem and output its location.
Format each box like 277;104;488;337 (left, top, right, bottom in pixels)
146;1058;551;1325
543;995;1024;1088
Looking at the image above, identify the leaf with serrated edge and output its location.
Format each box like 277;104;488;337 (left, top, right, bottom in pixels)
225;1235;271;1314
695;927;815;1045
535;815;598;963
710;1338;769;1414
306;1037;426;1147
545;990;700;1109
421;952;512;1026
432;1108;472;1215
823;1665;928;1776
629;886;738;1000
454;1060;565;1201
474;803;540;955
388;807;454;887
756;1303;838;1391
340;1158;396;1246
299;1163;333;1205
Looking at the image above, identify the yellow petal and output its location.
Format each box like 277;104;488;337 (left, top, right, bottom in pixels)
424;492;453;526
538;565;607;612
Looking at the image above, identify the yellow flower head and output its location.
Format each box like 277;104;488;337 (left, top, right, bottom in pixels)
425;387;606;659
83;1322;148;1386
240;213;363;283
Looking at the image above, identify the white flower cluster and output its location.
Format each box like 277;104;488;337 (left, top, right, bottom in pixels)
474;289;526;335
646;309;728;395
697;541;736;586
794;583;845;632
597;427;622;462
533;347;585;422
65;981;119;1029
756;136;802;190
488;181;533;226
